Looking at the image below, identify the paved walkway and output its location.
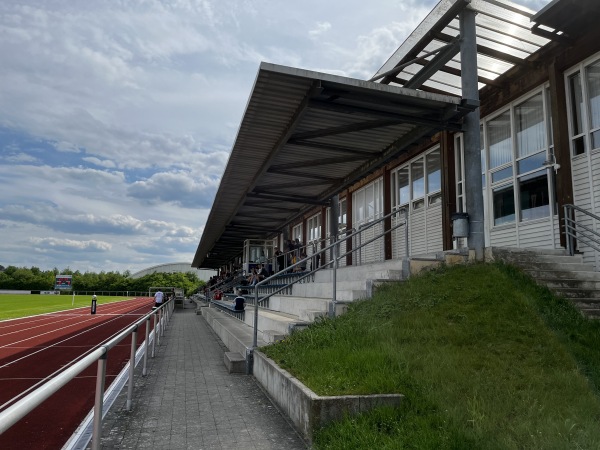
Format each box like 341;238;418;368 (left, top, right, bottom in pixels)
93;301;308;449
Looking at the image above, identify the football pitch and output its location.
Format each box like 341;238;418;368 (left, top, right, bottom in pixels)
0;294;135;320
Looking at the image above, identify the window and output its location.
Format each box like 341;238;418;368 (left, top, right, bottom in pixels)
292;224;303;243
493;185;515;225
586;60;600;150
427;149;442;205
396;166;409;207
325;198;347;237
569;72;587;156
488;111;512;169
478;89;554;226
519;171;549;221
353;178;383;225
307;213;321;243
411;158;425;209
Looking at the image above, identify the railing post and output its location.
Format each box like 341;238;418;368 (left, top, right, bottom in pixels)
126;326;137;411
252;289;259;349
143;316;150;376
404;209;409;257
330;235;338;318
564;205;574;256
152;311;157;357
91;352;107;450
160;308;165;338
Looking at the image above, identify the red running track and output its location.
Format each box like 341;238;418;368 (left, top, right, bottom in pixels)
0;297;156;449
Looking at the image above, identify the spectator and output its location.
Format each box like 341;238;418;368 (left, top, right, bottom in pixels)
258;264;269;281
154;290;164;308
275;247;285;273
247;267;260;286
233;289;246;311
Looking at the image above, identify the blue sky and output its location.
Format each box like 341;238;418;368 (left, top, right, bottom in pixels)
0;0;551;274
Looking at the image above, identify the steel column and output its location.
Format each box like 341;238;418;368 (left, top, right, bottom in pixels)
460;7;484;260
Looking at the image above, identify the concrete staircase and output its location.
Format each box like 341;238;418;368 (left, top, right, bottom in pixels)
487;247;600;319
200;259;410;371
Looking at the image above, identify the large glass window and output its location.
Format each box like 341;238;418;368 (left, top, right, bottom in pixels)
392;147;441;212
477;89;554;227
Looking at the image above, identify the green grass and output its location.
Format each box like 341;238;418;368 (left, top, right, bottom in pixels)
0;294;136;320
262;262;600;449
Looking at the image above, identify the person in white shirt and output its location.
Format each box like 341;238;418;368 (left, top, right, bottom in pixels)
154;290;164;308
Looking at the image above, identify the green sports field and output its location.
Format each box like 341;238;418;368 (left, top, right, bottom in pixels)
0;294;139;320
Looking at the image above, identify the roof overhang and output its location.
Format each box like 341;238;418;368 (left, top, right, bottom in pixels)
193;63;472;268
372;0;555;95
531;0;600;41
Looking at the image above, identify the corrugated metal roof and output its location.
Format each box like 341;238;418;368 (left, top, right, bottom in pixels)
193;63;471;268
372;0;554;94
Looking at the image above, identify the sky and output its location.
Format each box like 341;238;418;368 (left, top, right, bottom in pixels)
0;0;551;274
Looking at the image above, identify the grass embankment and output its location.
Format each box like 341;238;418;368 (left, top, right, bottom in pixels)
262;262;600;449
0;295;133;320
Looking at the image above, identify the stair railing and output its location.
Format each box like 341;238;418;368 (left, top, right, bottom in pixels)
563;204;600;256
251;207;408;349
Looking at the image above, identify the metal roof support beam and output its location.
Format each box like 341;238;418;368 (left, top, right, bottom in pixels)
404;38;461;89
246;192;329;206
268;155;369;172
460;7;484;261
265;167;340;182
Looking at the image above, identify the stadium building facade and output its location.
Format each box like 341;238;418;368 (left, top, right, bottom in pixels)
193;0;600;273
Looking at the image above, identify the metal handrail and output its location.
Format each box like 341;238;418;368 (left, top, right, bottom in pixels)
251;208;408;350
0;299;174;449
564;204;600;255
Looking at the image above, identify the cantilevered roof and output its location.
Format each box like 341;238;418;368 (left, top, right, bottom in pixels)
372;0;554;95
193;63;472;269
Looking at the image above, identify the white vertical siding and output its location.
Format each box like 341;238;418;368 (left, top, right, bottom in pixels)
426;206;443;253
571;152;600;270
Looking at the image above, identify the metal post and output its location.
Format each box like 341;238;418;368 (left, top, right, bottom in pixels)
160;308;165;338
252;289;259;348
156;310;161;346
564;205;573;255
152;312;157;357
404;209;409;257
460;7;484;260
330;195;339;317
91;353;107;450
143;317;150;376
126;326;137;411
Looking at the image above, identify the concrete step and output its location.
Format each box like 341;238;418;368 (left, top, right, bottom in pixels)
244;308;308;336
292;282;368;300
268;295;329;317
523;269;600;281
537;279;600;290
551;288;600;299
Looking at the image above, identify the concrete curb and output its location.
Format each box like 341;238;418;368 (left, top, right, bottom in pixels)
253;350;403;443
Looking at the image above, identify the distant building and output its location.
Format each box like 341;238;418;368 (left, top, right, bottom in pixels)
131;262;216;281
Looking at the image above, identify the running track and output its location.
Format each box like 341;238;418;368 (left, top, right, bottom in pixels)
0;297;156;449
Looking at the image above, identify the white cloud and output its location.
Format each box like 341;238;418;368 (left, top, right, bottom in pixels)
309;22;332;38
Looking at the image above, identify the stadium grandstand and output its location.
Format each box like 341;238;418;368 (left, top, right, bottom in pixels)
130;262;215;281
